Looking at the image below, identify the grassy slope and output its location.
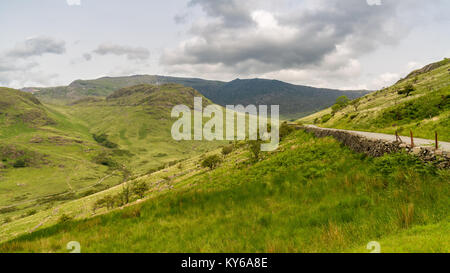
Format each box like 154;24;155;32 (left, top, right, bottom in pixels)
299;58;450;141
0;85;224;224
0;87;117;219
1;130;448;253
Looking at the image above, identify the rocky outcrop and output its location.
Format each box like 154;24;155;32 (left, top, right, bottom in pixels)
301;126;449;169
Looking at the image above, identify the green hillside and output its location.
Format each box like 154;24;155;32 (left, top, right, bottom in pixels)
0;85;223;225
0;129;448;252
300;58;450;141
29;75;369;119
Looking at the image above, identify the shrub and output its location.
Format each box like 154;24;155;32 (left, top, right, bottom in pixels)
3;217;12;224
58;214;73;224
201;155;222;170
132;181;149;199
93;133;118;149
221;145;233;156
120;185;131;205
321;114;332;123
93;152;119;168
248;140;263;161
25;210;37;216
397;84;415;97
331;96;350;114
279;122;294;140
13;158;27;168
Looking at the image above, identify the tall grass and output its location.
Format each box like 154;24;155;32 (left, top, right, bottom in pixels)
0;130;448;253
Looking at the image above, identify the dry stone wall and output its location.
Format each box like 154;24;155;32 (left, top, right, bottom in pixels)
301;126;449;169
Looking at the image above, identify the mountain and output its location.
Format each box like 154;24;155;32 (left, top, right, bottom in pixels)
0;85;223;225
30;75;225;104
201;78;369;119
0;87;53;127
28;75;370;119
299;58;450;141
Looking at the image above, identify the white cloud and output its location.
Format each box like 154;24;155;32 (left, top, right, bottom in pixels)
407;61;421;71
67;0;81;6
370;73;399;89
93;43;150;61
7;36;66;58
366;0;382;6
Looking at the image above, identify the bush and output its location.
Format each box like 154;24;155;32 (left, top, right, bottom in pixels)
13;158;27;168
25;210;37;217
3;217;12;224
58;214;73;224
331;96;350;114
201;155;222;170
221;145;233;156
93;152;119;168
93;133;118;149
132;181;149;199
248;140;263;161
321;114;332;123
279;122;294;140
397;84;415;97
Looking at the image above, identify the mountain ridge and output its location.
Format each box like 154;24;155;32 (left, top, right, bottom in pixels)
25;75;370;119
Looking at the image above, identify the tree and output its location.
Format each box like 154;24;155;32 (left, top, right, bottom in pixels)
279;122;294;140
201;155;222;170
221;145;233;156
398;84;415;97
331;96;350;114
120;185;131;205
336;95;350;106
248;140;263;161
132;181;149;199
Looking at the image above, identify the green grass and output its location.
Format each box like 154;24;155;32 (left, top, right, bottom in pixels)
300;59;450;141
1;130;448;253
0;85;225;223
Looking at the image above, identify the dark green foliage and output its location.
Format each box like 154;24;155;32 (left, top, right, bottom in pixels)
279;122;294;140
331;96;350;114
321;114;332;123
93;152;119;168
221;145;233;156
376;92;449;125
247;140;263;161
57;214;73;224
93;195;115;212
371;152;436;177
93;133;118;149
201;155;222;170
398;84;415;97
132;181;149;199
13;158;27;168
0;206;18;214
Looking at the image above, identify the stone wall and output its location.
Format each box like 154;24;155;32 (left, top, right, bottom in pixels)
301;126;450;169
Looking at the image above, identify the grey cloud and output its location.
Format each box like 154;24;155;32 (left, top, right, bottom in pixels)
174;13;189;24
162;0;427;75
83;53;92;61
93;43;150;61
188;0;254;28
7;36;66;58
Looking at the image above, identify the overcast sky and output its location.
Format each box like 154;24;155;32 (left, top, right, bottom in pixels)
0;0;449;90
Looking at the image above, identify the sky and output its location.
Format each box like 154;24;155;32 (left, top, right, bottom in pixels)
0;0;449;90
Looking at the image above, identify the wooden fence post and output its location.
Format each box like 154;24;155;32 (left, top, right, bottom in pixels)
435;131;439;150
